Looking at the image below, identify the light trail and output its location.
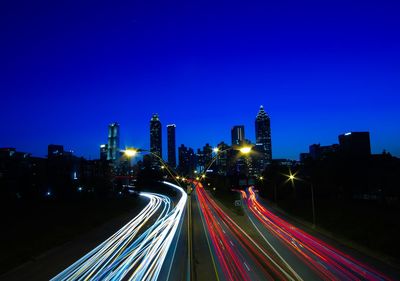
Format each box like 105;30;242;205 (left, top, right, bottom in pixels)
52;181;187;281
241;186;392;281
194;181;301;281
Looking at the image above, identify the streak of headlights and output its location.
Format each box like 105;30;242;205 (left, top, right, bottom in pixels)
52;181;187;281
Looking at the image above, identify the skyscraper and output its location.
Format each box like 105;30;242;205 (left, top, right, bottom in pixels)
167;124;176;168
100;144;108;161
107;122;120;161
255;105;272;171
231;125;245;146
150;114;162;158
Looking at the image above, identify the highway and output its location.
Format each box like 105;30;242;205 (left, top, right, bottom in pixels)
194;181;302;281
52;181;187;281
240;186;392;281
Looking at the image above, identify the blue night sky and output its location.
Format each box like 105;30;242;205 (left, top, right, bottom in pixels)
1;0;399;160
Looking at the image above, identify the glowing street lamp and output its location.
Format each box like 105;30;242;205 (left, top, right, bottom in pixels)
285;172;316;228
123;149;138;158
213;147;219;153
239;146;252;154
122;147;183;189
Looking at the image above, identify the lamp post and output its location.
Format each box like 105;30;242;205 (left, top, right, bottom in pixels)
287;172;316;228
193;145;253;191
209;145;252;174
122;148;183;189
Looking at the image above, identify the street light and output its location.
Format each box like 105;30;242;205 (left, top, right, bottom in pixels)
123;149;138;157
189;144;254;195
285;172;316;228
206;144;253;173
123;147;183;189
239;146;252;154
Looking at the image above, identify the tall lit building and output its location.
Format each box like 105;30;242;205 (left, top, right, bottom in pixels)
100;144;108;161
231;125;245;146
167;124;176;168
107;122;120;161
255;105;272;171
150;114;162;159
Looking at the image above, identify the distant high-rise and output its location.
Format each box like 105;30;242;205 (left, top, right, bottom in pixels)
231;125;245;146
100;144;108;161
178;144;196;175
255;105;272;170
203;143;213;167
215;141;231;175
107;123;120;161
150;114;162;158
167;124;176;167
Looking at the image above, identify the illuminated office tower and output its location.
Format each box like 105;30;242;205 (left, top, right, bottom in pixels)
255;105;272;170
167;124;176;167
150;114;162;166
107;122;120;161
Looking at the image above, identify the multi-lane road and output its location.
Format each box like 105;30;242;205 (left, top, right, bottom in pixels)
194;181;300;281
5;180;395;281
191;182;396;281
52;181;187;281
239;187;393;281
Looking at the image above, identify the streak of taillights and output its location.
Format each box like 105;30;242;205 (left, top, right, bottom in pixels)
243;186;392;281
196;182;301;281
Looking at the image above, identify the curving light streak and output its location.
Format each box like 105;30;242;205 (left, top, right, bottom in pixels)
242;187;392;281
52;181;187;281
195;181;301;281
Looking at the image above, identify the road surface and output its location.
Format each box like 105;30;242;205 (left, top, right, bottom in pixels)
193;181;301;281
239;187;393;281
52;181;187;281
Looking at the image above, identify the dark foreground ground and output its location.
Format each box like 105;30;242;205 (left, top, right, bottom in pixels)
0;194;146;276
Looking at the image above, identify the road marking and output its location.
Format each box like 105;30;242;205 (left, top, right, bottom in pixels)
195;191;221;281
166;204;186;281
244;204;303;281
244;262;251;271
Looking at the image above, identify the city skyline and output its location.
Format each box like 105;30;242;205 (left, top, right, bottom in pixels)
1;1;400;159
1;107;397;162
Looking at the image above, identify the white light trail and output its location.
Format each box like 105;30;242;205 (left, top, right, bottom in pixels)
52;181;187;281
